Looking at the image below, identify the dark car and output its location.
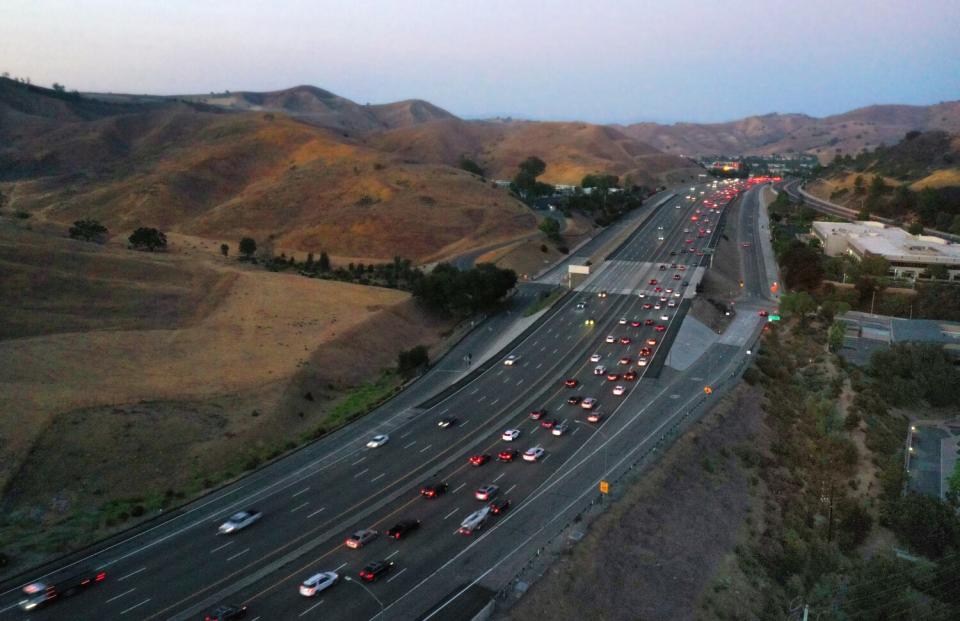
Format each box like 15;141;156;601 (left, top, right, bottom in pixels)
566;395;582;405
359;561;395;582
437;417;457;428
563;378;579;388
623;370;637;381
498;448;519;462
529;409;547;420
489;498;511;515
420;482;448;498
540;419;558;429
203;605;248;621
386;520;421;540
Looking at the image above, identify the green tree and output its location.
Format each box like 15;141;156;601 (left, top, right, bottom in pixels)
780;291;817;322
458;156;484;178
853;175;865;194
859;255;890;278
239;237;257;259
947;460;960;507
828;321;846;352
926;264;948;280
128;227;167;251
68;219;108;243
52;82;65;93
318;251;331;272
538;217;561;241
581;174;619;191
907;221;924;235
397;345;429;379
917;187;945;226
510;156;553;202
220;243;229;257
779;241;825;291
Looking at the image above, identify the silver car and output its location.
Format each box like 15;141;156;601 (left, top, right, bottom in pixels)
218;509;262;534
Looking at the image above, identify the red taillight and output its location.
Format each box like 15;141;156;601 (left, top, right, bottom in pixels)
96;572;106;582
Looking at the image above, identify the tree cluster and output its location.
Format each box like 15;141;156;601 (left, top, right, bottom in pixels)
128;227;167;251
509;156;554;202
397;345;429;379
412;262;517;317
868;342;960;408
68;219;108;243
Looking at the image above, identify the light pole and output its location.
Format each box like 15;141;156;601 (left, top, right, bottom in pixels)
344;575;385;620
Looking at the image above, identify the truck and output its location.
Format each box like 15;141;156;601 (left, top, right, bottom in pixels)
18;569;107;611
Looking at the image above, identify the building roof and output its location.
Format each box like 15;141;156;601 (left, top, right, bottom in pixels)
813;221;960;266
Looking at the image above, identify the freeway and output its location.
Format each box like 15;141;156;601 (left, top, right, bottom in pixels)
3;183;761;621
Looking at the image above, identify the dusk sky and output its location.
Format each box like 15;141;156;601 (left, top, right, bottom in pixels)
2;0;958;123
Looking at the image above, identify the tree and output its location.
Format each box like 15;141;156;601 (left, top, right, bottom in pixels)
947;460;960;507
52;82;65;93
853;175;865;195
927;264;948;280
239;237;257;259
779;241;824;291
868;175;889;197
128;227;167;251
397;345;429;379
68;219;108;243
780;291;817;322
827;321;846;352
581;174;619;191
458;156;484;178
220;243;229;257
907;221;924;235
510;156;553;202
538;217;561;241
859;254;890;278
318;251;331;272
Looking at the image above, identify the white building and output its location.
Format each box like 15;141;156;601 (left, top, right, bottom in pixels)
812;221;960;281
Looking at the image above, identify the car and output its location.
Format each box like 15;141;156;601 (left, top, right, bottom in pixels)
523;446;546;462
420;482;448;498
552;420;570;436
502;429;521;441
218;510;262;535
665;288;673;294
597;290;608;298
681;280;689;286
618;317;627;325
646;338;658;346
741;242;751;248
670;251;677;256
639;347;652;357
619;336;631;345
605;335;616;343
203;605;248;621
638;292;646;298
668;300;677;308
366;434;389;448
503;354;520;366
696;251;704;256
623;370;637;381
606;372;619;381
593;365;606;375
759;310;769;317
529;409;547;420
637;357;648;367
649;278;658;285
345;528;378;549
575;301;586;311
386;519;421;539
564;378;579;388
581;397;598;410
567;395;583;405
673;274;682;281
660;296;668;303
630;319;642;327
653;303;661;310
17;570;108;612
659;264;667;271
685;239;694;244
673;291;682;298
498;448;519;462
660;314;669;321
299;572;340;597
540;418;558;429
469;454;491;466
655;325;666;332
618;356;631;365
586;412;602;423
475;484;499;501
678;265;686;271
489;498;511;515
654;286;662;293
589;353;602;363
437;417;457;428
584;317;595;326
612;385;626;396
458;507;491;535
644;318;655;326
642;303;653;310
359;561;394;582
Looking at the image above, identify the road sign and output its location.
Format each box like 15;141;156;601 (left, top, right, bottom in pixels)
599;480;610;495
768;315;781;322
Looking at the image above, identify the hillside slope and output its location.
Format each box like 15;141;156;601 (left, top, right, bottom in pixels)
0;79;535;262
620;101;960;163
368;118;701;186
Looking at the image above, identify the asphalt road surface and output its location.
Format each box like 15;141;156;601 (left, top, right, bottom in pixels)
2;183;773;621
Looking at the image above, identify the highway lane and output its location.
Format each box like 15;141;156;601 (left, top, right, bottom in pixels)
5;185;736;620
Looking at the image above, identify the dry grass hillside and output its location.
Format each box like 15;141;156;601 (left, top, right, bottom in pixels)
0;79;536;263
620;101;960;163
367;118;701;185
0;218;448;566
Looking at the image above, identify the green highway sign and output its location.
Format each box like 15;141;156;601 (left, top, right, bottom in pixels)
768;315;781;322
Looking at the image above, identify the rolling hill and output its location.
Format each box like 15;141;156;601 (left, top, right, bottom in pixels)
618;101;960;163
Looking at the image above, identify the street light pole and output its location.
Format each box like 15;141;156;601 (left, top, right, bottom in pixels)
344;575;385;621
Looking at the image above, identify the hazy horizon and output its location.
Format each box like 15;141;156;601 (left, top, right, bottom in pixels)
2;0;958;124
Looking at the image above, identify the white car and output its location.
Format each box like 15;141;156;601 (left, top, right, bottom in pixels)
605;335;615;344
300;572;339;597
673;291;682;298
589;353;602;363
366;434;389;448
637;358;648;367
503;354;520;366
612;385;626;396
218;509;262;534
660;314;669;321
593;365;606;376
580;397;598;410
618;317;627;325
458;507;491;535
551;420;569;436
638;292;646;298
654;303;662;310
668;300;677;308
502;429;521;442
523;446;546;462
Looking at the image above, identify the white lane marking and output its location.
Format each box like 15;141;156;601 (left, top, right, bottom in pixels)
403;440;417;449
418;444;433;453
506;484;517;494
490;398;500;405
120;598;151;615
399;430;414;439
334;562;347;572
469;388;479;395
540;346;547;352
210;541;233;554
299;599;325;617
516;379;524;386
292;487;310;498
290;502;309;513
443;507;460;520
459;420;469;428
552;348;559;354
307;507;326;519
226;547;250;561
118;567;147;581
452;483;466;493
351;457;366;466
493;472;505;483
370;473;386;483
387;567;408;583
440;408;449;415
385;550;399;560
571;427;581;436
106;588;136;603
541;454;551;463
535;363;543;370
353;468;370;478
478;395;486;402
